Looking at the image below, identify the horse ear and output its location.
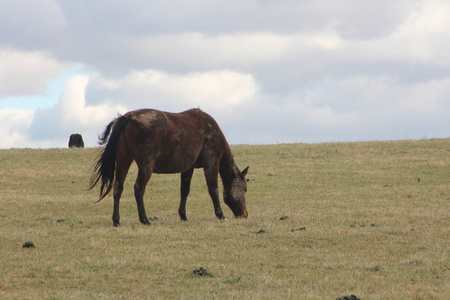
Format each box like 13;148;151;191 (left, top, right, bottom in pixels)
241;166;249;177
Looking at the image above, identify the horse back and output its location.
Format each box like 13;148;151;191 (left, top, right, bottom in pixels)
124;109;228;173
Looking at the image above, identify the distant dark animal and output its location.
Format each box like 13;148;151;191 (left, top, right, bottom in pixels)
68;134;84;148
89;108;249;226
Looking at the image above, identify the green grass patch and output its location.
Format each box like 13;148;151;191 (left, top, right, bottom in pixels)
0;140;449;299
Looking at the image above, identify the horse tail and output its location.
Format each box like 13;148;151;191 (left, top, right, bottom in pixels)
89;114;129;202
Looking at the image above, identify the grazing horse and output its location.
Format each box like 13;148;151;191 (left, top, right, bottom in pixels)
89;108;249;226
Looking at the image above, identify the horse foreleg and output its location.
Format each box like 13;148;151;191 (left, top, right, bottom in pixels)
204;167;225;220
134;169;152;225
210;188;224;220
179;168;194;221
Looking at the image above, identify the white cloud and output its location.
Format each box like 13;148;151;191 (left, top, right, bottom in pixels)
392;0;450;65
87;69;259;113
0;49;72;97
396;78;450;115
0;109;34;148
0;0;66;49
340;0;450;67
337;75;450;116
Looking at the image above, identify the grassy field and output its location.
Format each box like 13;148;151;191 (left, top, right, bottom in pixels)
0;139;448;299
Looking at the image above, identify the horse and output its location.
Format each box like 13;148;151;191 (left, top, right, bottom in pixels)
89;108;249;226
68;133;84;148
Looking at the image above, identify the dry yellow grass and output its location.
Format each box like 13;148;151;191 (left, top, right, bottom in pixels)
0;139;449;299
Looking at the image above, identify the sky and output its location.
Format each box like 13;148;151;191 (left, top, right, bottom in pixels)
0;0;449;148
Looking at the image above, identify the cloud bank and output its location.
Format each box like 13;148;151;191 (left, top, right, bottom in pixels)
0;0;449;148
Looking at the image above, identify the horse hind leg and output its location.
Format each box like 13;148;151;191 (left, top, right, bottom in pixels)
112;150;132;227
134;168;152;225
113;180;123;227
179;168;194;221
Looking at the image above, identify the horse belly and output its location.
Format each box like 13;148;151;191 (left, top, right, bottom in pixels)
153;148;201;174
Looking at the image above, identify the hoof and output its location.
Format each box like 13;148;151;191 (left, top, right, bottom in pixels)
112;215;120;227
140;219;151;226
216;213;225;220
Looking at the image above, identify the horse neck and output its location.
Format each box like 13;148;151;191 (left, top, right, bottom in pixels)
219;149;240;188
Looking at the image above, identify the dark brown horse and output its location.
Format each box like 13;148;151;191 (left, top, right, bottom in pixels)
90;108;249;226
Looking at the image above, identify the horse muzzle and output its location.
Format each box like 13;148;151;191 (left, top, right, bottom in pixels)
237;206;248;218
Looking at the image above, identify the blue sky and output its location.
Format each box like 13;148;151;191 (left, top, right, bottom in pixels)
0;0;449;148
0;65;85;110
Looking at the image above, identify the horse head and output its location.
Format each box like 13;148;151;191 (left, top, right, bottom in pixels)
224;166;249;218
